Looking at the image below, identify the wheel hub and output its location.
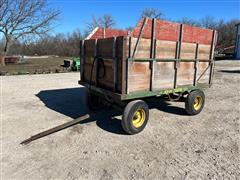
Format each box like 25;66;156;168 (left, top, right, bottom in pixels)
132;109;145;128
193;96;203;111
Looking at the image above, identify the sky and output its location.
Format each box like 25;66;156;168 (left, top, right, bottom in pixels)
51;0;240;34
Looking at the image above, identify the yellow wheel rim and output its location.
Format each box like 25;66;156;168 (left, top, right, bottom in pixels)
132;109;146;128
193;96;203;111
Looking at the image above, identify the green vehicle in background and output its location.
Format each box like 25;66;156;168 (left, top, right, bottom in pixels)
71;57;80;71
61;57;80;71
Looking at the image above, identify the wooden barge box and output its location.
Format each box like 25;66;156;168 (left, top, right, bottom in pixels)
79;18;217;102
79;18;217;134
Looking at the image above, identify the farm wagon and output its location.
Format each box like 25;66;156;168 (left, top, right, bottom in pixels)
79;18;217;134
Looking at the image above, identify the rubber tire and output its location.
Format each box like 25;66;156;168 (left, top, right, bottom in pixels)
185;90;205;115
87;92;103;111
121;100;149;135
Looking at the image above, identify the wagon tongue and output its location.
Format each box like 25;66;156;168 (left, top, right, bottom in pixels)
20;114;89;145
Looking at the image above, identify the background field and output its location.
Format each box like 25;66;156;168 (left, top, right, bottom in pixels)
0;57;71;75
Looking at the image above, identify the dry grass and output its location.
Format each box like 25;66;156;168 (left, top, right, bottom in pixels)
0;57;71;75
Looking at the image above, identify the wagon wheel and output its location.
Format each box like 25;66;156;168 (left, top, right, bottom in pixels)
121;100;149;135
185;90;205;115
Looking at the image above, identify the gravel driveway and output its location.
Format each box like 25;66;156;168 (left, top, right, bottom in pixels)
1;60;240;179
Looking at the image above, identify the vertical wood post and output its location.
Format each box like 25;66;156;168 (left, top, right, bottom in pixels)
132;17;148;58
94;39;98;85
174;24;183;88
113;37;117;92
209;30;217;86
126;36;131;94
80;40;85;81
121;37;127;94
193;43;199;86
150;18;156;91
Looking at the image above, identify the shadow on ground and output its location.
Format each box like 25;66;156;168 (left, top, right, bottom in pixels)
218;70;240;74
36;87;187;135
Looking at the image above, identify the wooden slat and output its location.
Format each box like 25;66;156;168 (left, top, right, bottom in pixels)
127;61;151;93
180;42;197;59
94;39;98;85
120;37;127;94
80;40;85;81
174;24;183;88
193;43;199;86
113;37;117;92
198;44;211;59
177;61;195;86
209;30;217;85
150;18;156;91
155;40;177;59
131;38;151;58
153;61;175;90
132;18;148;58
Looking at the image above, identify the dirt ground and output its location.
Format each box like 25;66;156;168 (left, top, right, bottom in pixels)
1;60;240;179
0;57;69;75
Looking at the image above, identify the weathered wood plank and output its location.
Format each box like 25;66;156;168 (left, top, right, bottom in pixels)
155;40;177;59
127;62;151;93
180;42;197;59
131;38;151;58
198;44;211;59
98;38;115;58
152;62;175;90
150;18;156;91
197;61;210;84
177;62;195;86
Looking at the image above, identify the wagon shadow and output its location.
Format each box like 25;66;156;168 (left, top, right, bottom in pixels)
36;87;187;136
147;97;187;116
36;87;125;135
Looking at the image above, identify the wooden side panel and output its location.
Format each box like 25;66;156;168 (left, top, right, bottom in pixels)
155;20;180;41
180;43;196;59
90;28;128;39
198;44;211;59
152;62;175;90
155;40;177;59
127;37;151;92
82;37;125;93
177;62;195;86
84;40;96;84
128;61;151;93
197;61;210;84
132;18;180;41
183;25;213;45
97;38;114;90
132;18;153;39
130;37;151;58
116;36;126;93
98;38;114;58
98;59;114;89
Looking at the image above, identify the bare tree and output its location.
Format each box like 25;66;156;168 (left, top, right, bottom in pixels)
100;14;115;28
0;0;60;65
216;19;240;47
85;14;115;36
141;8;164;19
125;26;134;31
178;17;201;27
85;15;101;35
200;16;217;29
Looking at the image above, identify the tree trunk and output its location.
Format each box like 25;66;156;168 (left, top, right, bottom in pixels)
0;55;5;66
0;39;10;66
